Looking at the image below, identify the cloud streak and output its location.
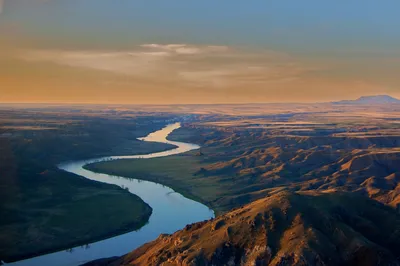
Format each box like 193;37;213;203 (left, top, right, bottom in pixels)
23;50;171;76
140;44;230;55
21;44;310;88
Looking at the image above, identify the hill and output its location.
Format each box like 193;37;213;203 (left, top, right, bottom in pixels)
85;191;400;266
334;95;400;104
82;107;400;265
86;131;400;214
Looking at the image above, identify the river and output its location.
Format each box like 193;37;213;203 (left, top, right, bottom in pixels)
9;123;214;266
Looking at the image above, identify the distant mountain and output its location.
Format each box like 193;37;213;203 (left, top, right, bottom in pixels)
88;191;400;266
334;95;400;104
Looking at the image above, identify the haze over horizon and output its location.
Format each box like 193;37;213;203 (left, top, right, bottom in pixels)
1;0;400;104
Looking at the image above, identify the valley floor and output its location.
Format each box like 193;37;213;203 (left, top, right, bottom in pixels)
0;109;176;262
83;106;400;265
86;123;400;215
3;103;400;264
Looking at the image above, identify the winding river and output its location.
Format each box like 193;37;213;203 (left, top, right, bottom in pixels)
10;123;214;266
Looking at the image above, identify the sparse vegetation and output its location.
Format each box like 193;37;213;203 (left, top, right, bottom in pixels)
87;120;400;214
89;192;400;266
84;107;400;264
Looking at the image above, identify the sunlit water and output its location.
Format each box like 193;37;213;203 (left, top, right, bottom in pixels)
9;123;214;266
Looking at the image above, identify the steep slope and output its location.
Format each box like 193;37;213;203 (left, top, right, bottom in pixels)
87;192;400;266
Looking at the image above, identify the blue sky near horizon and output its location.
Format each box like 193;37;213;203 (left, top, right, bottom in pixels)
1;0;400;103
2;0;400;54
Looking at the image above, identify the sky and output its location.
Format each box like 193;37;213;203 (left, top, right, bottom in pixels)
1;0;400;104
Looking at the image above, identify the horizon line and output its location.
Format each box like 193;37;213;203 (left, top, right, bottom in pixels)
0;94;398;106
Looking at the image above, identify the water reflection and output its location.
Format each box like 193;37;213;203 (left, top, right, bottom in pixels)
9;123;214;266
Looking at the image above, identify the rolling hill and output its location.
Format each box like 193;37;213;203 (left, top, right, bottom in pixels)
83;107;400;266
85;191;400;266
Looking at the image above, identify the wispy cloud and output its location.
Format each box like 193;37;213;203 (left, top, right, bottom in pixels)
140;44;230;55
23;50;171;76
21;44;311;88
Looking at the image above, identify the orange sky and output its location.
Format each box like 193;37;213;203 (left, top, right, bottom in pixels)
1;0;400;103
1;42;399;104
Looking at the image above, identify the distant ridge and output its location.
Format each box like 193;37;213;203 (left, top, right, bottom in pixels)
334;95;400;104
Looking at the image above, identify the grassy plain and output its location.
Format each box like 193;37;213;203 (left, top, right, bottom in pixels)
85;155;227;213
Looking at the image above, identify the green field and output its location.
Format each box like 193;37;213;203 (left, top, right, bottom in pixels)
85;154;228;213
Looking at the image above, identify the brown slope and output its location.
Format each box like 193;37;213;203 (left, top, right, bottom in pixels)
89;191;400;266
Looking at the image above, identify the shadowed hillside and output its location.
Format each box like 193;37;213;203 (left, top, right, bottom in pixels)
85;192;400;266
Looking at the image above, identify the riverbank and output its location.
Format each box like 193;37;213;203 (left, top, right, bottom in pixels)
84;154;225;215
0;111;176;263
6;123;213;266
84;122;400;220
1;169;153;263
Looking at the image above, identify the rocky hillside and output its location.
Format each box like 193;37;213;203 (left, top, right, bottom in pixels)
86;191;400;266
168;126;400;212
83;116;400;266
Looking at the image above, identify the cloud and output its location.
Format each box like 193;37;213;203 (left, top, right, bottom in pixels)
20;44;310;88
141;43;230;55
0;0;4;14
22;50;174;76
141;44;186;49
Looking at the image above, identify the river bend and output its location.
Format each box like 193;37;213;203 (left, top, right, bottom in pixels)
10;123;214;266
